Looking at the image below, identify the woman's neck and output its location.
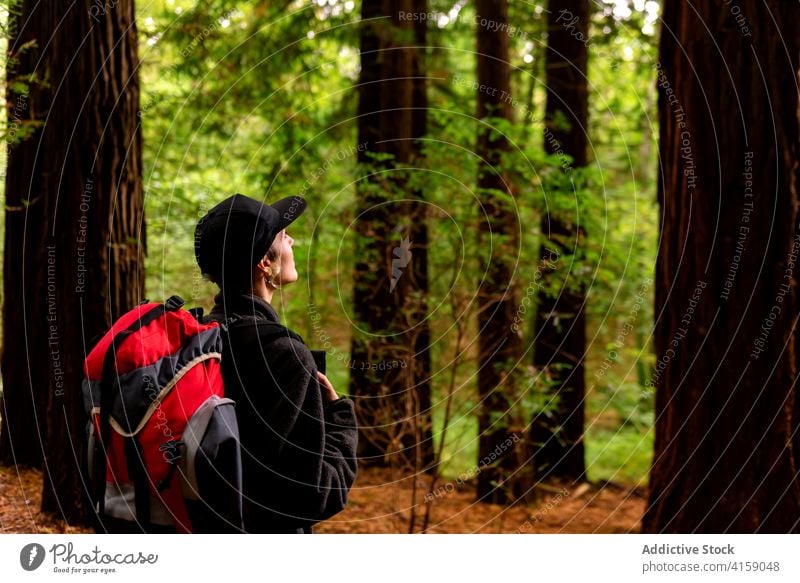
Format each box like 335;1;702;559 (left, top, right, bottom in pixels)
251;277;276;304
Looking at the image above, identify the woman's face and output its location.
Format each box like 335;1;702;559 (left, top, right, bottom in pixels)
272;229;298;285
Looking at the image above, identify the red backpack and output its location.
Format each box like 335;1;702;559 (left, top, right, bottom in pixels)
82;295;244;533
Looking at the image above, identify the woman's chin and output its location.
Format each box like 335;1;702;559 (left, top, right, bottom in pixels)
282;271;300;285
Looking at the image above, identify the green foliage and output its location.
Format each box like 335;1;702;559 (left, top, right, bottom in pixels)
128;0;660;487
0;0;662;487
585;426;654;487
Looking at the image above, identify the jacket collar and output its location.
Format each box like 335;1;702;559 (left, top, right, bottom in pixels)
208;291;280;324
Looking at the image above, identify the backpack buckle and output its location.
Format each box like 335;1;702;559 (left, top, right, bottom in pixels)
165;295;185;311
219;315;240;332
188;307;205;322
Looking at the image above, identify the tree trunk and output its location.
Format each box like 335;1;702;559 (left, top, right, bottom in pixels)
644;0;800;532
0;2;48;468
530;0;589;482
1;0;144;523
409;0;434;474
350;0;434;472
474;0;527;504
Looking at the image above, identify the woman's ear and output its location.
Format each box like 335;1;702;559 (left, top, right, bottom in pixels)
254;255;271;275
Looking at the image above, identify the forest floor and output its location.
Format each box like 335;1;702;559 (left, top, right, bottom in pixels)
1;465;645;534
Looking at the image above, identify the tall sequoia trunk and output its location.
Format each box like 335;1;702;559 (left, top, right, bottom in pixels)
474;0;527;504
530;0;589;482
1;0;144;522
409;0;433;474
643;0;800;532
350;0;434;472
0;5;47;468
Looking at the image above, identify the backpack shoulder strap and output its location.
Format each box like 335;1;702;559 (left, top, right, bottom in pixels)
221;315;304;344
219;321;306;368
253;320;305;345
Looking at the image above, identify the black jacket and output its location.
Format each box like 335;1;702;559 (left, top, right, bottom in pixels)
206;292;358;533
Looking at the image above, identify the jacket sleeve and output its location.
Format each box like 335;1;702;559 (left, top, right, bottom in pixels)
265;338;358;523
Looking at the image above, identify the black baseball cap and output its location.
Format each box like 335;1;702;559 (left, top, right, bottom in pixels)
194;193;307;288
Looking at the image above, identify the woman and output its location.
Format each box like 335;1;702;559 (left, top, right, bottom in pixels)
194;193;358;533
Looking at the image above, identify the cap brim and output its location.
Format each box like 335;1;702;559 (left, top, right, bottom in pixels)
270;195;307;231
